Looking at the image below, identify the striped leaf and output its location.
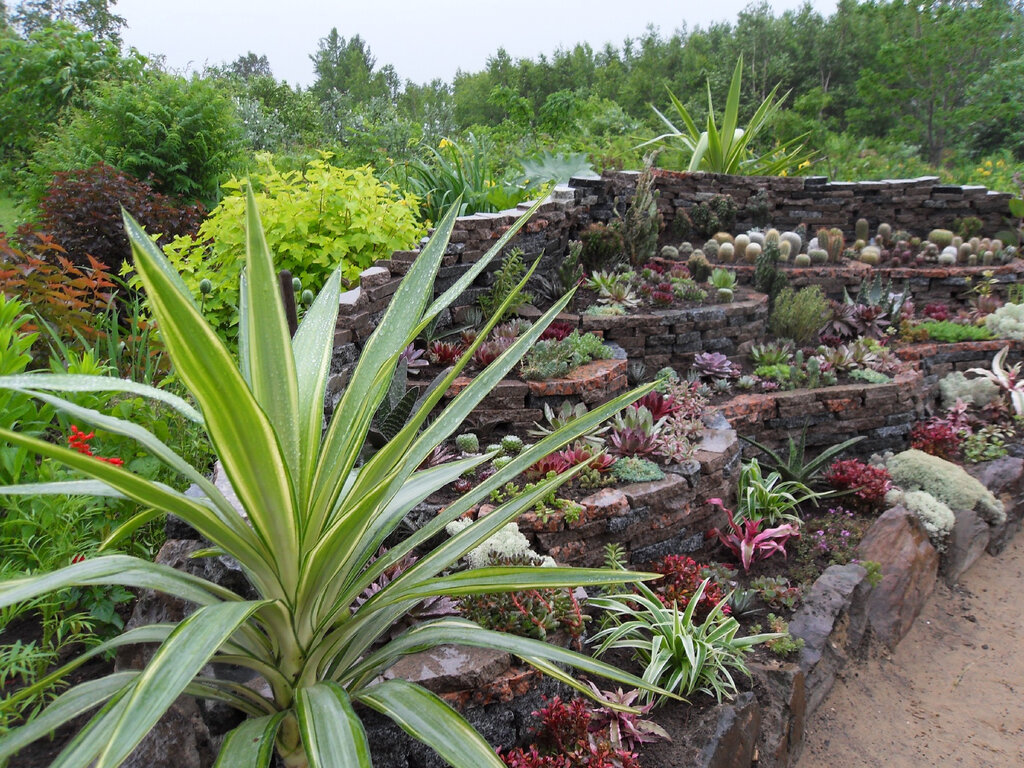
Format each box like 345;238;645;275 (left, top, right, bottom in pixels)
295;682;373;768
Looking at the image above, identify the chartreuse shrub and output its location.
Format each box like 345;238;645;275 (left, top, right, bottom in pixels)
0;193;664;767
143;154;425;341
886;449;1005;525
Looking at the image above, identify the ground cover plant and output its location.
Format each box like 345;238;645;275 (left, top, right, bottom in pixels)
0;194;672;768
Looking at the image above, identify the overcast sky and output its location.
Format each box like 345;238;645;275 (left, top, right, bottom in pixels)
116;0;837;87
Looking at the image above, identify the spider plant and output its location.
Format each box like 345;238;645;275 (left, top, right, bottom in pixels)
735;458;822;525
0;192;663;768
639;56;813;176
591;579;778;704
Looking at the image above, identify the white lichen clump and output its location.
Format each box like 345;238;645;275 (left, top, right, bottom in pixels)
889;488;956;552
445;519;554;569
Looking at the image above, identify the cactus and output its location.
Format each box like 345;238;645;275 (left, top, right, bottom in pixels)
928;229;954;248
455;433;480;454
745;242;762;264
734;234;751;260
702;239;720;259
781;231;802;256
855;218;869;243
958;242;973;263
778;240;792;261
968;253;979;266
765;228;781;246
678;241;694;256
688;250;712;282
794;253;812;267
808;247;829;264
817;227;845;262
860;246;881;266
853;239;866;251
713;231;735;244
876;222;892;246
983;250;995;266
660;245;680;260
748;231;766;247
937;248;956;267
716;287;735;303
718;242;735;263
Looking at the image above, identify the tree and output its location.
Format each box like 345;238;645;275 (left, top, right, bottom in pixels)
309;28;390;105
0;20;142;166
11;0;124;41
229;51;273;81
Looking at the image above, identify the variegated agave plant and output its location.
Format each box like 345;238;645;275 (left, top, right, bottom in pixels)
0;192;662;767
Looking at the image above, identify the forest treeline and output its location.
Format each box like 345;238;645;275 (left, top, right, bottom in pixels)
1;0;1023;222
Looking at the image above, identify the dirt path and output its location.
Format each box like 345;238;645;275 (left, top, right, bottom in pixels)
796;532;1024;767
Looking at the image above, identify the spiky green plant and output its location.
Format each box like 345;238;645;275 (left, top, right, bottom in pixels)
639;56;812;176
0;193;663;768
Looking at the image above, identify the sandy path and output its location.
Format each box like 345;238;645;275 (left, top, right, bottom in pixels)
796;532;1024;768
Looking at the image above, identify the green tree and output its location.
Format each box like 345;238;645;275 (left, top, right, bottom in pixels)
11;0;124;40
0;21;142;167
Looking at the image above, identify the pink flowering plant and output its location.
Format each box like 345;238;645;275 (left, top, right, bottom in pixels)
707;498;800;571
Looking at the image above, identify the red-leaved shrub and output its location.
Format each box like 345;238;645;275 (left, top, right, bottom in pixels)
39;162;205;272
823;459;892;515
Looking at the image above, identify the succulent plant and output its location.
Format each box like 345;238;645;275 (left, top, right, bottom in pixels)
928;228;954;248
428;340;464;365
855;218;869;243
632;391;682;421
455;432;480;454
818;228;845;262
778;240;792;261
660;245;680;259
611;455;665;482
687;250;712;282
860;245;881;265
744;242;762;264
718;241;736;263
702;239;721;259
501;434;524;455
793;253;811;267
709;267;738;291
876;222;892;246
693;351;741;379
608;428;661;458
807;247;828;264
750;341;794;366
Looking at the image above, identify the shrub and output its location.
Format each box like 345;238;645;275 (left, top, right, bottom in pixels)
886;449;1005;525
0;231;116;349
480;248;534;321
985;302;1024;340
28;71;244;203
938;371;999;410
151;156;424;339
770;286;829;347
823;459;892;515
917;320;995;343
39;162;205;271
910;418;964;460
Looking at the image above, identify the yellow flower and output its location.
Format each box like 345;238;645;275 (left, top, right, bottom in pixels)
798;159;811;170
438;138;453;149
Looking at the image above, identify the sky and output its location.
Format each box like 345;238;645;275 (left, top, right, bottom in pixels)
116;0;838;88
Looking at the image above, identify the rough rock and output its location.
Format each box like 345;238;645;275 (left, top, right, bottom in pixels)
383;645;512;693
965;456;1024;554
941;507;991;585
121;695;213;768
857;506;939;648
749;662;806;768
787;563;870;716
700;691;761;768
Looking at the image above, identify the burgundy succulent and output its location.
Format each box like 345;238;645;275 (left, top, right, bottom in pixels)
539;321;576;342
428;340;464;365
524;453;572;482
631;391;681;421
472;337;513;368
608;428;661;458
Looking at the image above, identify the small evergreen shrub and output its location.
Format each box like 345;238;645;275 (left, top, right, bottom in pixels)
770;286;829;347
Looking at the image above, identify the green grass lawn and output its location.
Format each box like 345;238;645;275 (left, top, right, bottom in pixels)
0;192;27;235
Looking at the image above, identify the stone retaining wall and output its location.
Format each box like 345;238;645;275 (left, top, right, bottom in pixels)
578;292;768;372
577;169;1014;243
726;260;1024;304
721;369;927;456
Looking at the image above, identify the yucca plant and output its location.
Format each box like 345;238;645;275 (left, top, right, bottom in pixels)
639;56;813;176
0;192;664;767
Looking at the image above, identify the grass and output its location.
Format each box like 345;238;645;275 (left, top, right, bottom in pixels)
0;192;28;235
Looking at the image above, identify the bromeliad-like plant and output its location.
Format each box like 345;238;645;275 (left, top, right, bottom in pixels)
0;193;665;768
739;429;865;490
967;345;1024;416
639;56;812;176
708;498;800;572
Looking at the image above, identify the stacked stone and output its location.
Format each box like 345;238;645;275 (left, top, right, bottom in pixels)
580;294;768;371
